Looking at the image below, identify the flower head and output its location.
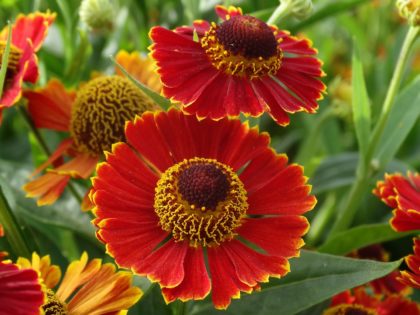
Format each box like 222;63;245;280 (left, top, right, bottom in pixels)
91;108;316;309
373;172;420;232
324;287;420;315
396;0;420;26
0;260;45;315
0;12;55;122
23;65;158;206
16;252;142;314
150;5;325;126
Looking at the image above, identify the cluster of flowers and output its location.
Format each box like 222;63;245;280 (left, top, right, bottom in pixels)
0;2;419;315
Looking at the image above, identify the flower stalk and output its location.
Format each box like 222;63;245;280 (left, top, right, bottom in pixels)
329;25;419;237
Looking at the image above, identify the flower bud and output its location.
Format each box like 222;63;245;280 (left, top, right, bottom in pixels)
79;0;116;31
281;0;313;20
396;0;420;26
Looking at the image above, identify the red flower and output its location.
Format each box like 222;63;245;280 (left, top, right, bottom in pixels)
23;69;158;206
373;172;420;232
0;261;45;315
91;108;316;309
399;238;420;289
0;12;55;122
325;288;420;315
150;5;326;126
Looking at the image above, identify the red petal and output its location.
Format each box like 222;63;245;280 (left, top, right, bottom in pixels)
223;240;289;286
23;172;70;206
162;247;211;302
237;216;308;257
31;138;73;176
277;31;317;56
245;163;316;215
50;153;98;179
208;244;253;310
134;239;187;288
24;79;74;131
215;5;243;20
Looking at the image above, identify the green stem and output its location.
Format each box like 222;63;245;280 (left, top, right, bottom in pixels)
365;26;419;169
17;105;84;204
328;25;419;237
173;300;187;315
267;1;290;25
0;185;31;258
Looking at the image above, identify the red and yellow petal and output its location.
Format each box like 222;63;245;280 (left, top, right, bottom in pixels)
49;153;98;178
23;172;70;206
398;238;420;289
24;79;75;131
215;5;243;20
237;216;308;258
162;247;211;303
0;57;28;109
0;261;45;315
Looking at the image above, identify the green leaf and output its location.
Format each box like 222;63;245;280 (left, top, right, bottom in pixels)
291;0;370;32
111;55;171;110
375;75;420;167
311;152;411;195
192;250;401;315
0;20;12;98
352;40;371;162
318;223;417;255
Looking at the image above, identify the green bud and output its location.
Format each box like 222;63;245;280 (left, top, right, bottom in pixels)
79;0;116;31
281;0;313;20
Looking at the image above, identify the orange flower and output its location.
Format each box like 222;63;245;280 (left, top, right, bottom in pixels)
150;5;325;125
91;108;316;309
22;57;158;206
17;252;142;314
0;12;55;122
373;172;420;232
0;261;45;315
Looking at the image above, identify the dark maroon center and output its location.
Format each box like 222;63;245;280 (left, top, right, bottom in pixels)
215;15;278;59
178;164;229;210
344;308;371;315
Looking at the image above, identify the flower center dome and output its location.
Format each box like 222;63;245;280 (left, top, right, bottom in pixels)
154;157;248;247
70;75;156;155
42;289;68;315
0;42;22;88
323;304;377;315
201;15;282;79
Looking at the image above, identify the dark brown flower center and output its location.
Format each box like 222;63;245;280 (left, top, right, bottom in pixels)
215;15;278;59
70;75;156;155
323;304;377;315
178;163;229;210
42;289;68;315
154;158;248;247
0;41;22;89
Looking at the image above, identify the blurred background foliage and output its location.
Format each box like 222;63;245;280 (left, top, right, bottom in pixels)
0;0;419;313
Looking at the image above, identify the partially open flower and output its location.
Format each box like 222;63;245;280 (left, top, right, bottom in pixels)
373;172;420;232
396;0;420;26
23;64;158;206
17;252;142;314
0;261;45;315
0;12;55;122
150;5;326;126
91;108;316;309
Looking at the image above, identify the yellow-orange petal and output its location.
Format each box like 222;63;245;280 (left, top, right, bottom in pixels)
115;50;162;93
23;172;70;206
16;252;61;289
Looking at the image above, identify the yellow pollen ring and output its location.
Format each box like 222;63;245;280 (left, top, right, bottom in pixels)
200;24;283;79
0;41;22;82
42;289;68;315
154;157;248;248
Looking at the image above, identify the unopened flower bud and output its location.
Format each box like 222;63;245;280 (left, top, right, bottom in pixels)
396;0;420;26
79;0;116;31
281;0;313;20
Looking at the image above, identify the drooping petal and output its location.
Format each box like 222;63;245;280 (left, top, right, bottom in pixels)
24;79;75;131
23;172;70;206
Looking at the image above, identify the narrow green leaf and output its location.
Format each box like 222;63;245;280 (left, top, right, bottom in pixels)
192;250;401;315
111;55;171;110
352;40;371;161
318;223;416;255
375;75;420;168
0;21;12;98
